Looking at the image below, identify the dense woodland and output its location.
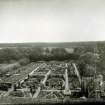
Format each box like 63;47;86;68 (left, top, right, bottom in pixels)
0;47;79;63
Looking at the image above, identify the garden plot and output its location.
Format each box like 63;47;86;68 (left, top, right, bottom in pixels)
31;65;51;76
35;65;50;72
44;76;65;90
37;91;64;99
21;75;45;96
21;76;44;89
51;67;65;74
68;64;77;76
1;63;41;84
49;64;66;74
33;69;49;75
68;77;80;90
0;61;82;99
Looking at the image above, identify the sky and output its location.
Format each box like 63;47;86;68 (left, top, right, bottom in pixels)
0;0;105;43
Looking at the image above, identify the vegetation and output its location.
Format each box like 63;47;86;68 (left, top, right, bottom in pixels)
0;42;104;79
0;42;104;78
9;90;24;97
1;43;105;105
0;47;79;63
0;63;21;77
78;52;98;77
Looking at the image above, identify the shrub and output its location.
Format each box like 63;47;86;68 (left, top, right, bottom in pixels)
18;58;30;66
9;90;24;97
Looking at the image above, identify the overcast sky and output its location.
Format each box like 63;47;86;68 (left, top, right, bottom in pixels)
0;0;105;43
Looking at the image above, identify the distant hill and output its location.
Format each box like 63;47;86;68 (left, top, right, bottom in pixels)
0;41;104;48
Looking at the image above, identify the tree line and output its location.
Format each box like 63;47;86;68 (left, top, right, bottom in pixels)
0;47;79;63
0;45;102;78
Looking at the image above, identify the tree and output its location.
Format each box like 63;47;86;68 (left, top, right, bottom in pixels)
29;47;44;61
78;52;99;77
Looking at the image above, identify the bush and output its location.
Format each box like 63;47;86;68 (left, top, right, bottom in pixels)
9;90;24;97
4;63;21;70
18;58;30;66
0;63;21;76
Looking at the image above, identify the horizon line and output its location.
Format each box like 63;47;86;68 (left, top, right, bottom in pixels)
0;40;104;44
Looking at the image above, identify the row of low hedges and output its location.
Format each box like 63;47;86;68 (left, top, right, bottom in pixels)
0;97;63;104
0;97;104;104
